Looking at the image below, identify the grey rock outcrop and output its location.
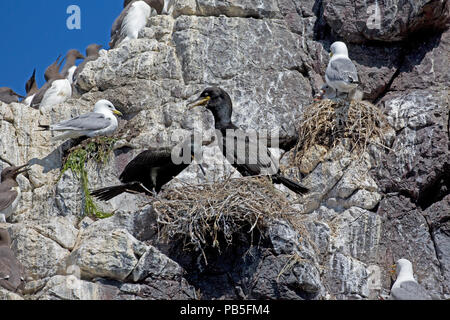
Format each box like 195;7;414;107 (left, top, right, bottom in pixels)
323;0;450;44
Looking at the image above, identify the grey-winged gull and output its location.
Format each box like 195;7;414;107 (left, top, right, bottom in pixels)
325;41;360;98
38;99;123;141
110;0;153;49
0;88;24;104
0;164;29;223
0;228;26;293
390;258;432;300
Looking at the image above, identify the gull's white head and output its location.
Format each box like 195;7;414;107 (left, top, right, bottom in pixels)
396;258;414;277
93;99;123;117
330;41;349;58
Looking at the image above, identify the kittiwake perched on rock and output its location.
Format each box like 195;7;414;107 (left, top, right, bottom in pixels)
0;164;29;223
31;56;72;111
23;69;39;106
73;44;102;83
110;0;154;49
390;258;432;300
0;228;26;293
325;41;360;98
0;88;24;104
38;99;123;141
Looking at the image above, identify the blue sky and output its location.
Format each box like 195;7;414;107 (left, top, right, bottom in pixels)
0;0;123;95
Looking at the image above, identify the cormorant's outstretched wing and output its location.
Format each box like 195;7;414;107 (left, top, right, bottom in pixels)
119;150;173;184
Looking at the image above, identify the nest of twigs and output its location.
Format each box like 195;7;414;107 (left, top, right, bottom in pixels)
292;99;389;166
153;176;296;259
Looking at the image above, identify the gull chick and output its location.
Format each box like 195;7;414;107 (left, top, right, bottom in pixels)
314;83;337;101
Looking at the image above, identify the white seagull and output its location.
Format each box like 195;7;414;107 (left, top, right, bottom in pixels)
38;100;123;141
325;41;360;98
390;258;432;300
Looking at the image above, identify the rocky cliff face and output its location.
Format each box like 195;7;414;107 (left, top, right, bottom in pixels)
0;0;448;300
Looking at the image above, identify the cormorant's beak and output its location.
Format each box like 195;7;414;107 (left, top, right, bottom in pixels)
113;109;123;117
188;96;211;110
17;94;26;99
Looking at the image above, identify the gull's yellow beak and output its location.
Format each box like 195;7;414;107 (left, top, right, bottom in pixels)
329;52;334;58
390;264;397;275
113;109;123;117
188;96;211;110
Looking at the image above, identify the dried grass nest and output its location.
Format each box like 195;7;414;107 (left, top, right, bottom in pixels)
292;98;390;166
153;176;300;257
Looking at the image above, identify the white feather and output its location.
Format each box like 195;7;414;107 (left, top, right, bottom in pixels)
39;79;72;111
24;94;35;107
121;1;151;43
162;0;173;14
66;66;77;85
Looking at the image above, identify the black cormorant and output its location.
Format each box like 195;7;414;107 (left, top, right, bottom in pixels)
189;87;309;195
91;136;205;201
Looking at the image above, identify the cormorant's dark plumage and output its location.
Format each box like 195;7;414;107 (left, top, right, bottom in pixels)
91;137;202;201
189;87;309;195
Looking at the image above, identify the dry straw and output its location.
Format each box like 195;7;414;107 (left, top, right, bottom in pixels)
153;176;300;261
292;99;389;166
